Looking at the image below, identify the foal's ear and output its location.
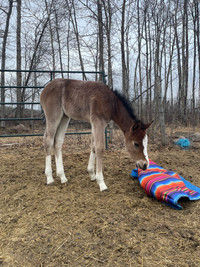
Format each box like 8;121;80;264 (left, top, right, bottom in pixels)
132;120;153;132
143;120;154;130
131;120;142;131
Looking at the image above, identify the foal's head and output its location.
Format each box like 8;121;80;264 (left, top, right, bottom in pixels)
124;121;152;170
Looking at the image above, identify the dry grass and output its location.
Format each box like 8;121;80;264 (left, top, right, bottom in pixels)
0;130;200;266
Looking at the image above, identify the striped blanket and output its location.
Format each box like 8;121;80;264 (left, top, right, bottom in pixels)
131;160;200;209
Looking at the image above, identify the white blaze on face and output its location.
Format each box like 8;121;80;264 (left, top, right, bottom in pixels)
143;134;149;167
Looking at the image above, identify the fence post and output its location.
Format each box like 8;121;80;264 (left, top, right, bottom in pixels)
50;71;53;81
102;71;107;84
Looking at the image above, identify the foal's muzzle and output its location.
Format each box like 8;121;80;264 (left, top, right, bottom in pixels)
136;161;148;170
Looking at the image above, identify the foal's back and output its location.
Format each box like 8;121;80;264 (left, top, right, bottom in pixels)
40;78;115;123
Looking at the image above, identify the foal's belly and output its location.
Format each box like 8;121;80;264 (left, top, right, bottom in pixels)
70;114;90;122
63;107;90;122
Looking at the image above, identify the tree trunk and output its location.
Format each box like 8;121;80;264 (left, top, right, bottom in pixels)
185;0;189;120
97;0;105;82
102;0;113;142
16;0;22;119
174;1;182;114
144;9;149;121
180;0;188;123
1;0;13;127
102;0;113;88
191;1;197;127
148;12;152;121
154;12;166;145
194;0;200;109
137;0;142;116
70;1;87;80
121;0;129;99
45;0;56;79
163;36;175;106
53;3;64;78
67;18;71;79
126;26;130;97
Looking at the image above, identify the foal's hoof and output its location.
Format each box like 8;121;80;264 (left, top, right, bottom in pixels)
88;173;96;181
99;184;108;192
101;187;109;193
47;177;54;185
90;176;96;181
61;177;68;184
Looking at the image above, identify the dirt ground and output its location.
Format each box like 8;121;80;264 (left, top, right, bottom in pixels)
0;129;200;267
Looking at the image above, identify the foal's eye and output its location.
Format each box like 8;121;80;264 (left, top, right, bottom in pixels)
134;143;139;147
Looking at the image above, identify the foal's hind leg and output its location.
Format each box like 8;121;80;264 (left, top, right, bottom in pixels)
54;115;70;183
44;121;60;184
87;135;96;181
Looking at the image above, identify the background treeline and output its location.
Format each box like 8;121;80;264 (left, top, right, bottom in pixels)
0;0;200;143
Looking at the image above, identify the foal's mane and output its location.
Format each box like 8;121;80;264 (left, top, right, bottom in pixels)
113;90;138;121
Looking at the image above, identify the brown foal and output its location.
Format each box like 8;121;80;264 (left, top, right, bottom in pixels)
40;79;152;191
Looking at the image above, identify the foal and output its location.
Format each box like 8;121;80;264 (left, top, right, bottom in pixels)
40;79;152;191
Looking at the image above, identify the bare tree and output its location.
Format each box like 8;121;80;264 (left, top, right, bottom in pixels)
45;0;56;79
66;0;87;80
16;0;22;119
180;0;189;122
136;0;143;115
102;0;113;88
194;0;200;101
0;0;200;134
121;0;127;98
53;1;64;77
97;0;105;81
0;0;13;127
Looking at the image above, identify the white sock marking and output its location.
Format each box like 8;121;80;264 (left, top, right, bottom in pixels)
45;155;54;184
143;135;149;167
55;152;68;184
96;172;108;191
87;151;96;181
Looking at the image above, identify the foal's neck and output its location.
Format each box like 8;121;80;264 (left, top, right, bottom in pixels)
112;96;136;134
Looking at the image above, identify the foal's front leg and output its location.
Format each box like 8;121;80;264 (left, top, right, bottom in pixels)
95;149;108;191
92;122;108;192
87;149;96;181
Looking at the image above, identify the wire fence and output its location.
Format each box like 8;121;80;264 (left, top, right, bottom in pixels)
0;69;110;148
